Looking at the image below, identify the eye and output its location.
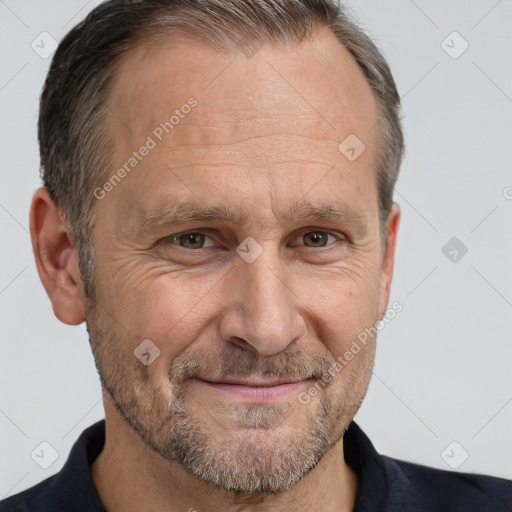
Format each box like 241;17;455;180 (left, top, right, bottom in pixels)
168;232;216;249
298;231;342;248
163;229;344;252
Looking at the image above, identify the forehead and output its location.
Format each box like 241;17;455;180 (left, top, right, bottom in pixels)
107;27;377;139
101;27;380;228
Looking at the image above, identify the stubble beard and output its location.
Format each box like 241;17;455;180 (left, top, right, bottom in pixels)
86;299;374;496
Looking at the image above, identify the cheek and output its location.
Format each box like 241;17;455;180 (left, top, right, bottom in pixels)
103;262;222;356
302;271;380;363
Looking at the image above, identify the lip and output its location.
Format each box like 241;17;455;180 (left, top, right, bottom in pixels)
196;377;313;402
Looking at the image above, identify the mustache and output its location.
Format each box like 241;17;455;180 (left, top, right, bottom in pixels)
167;345;335;385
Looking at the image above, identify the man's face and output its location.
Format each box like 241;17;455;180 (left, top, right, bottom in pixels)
86;28;393;493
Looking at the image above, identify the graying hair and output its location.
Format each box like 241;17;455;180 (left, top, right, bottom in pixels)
38;0;404;301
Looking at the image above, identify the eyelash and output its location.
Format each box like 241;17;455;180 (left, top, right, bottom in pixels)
164;230;346;251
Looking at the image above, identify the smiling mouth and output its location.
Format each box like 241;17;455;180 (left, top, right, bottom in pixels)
195;377;313;402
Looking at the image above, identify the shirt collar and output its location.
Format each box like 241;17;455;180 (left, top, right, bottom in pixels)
344;421;390;511
52;419;107;511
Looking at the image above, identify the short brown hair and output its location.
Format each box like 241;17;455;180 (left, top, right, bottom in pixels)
38;0;404;300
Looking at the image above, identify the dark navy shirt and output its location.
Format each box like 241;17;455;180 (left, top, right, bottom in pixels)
1;419;511;511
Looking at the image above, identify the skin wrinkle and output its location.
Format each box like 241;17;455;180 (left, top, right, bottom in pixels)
105;239;378;305
151;150;343;177
108;135;352;174
152;132;340;148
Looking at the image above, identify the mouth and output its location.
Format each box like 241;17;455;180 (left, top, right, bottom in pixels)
195;377;314;402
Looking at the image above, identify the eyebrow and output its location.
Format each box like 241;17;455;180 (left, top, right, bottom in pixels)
131;198;369;238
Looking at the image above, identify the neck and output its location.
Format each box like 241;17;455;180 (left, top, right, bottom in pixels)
91;399;358;512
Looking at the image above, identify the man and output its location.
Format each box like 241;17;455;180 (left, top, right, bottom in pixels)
1;0;510;511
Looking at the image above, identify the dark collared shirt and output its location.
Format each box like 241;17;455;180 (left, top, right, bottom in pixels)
1;419;511;511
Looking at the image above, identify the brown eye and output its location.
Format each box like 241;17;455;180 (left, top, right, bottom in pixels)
171;233;212;249
302;231;333;247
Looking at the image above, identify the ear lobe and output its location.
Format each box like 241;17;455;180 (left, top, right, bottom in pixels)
377;202;401;316
30;187;86;325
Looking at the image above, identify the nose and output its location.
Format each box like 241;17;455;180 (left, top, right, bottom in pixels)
217;248;307;357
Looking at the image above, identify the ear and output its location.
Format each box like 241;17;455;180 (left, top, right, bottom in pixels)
377;202;400;316
30;187;86;325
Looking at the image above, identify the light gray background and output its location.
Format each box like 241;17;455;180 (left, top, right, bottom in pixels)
1;0;511;499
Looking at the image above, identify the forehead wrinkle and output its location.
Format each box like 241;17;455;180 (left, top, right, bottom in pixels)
146;132;344;175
